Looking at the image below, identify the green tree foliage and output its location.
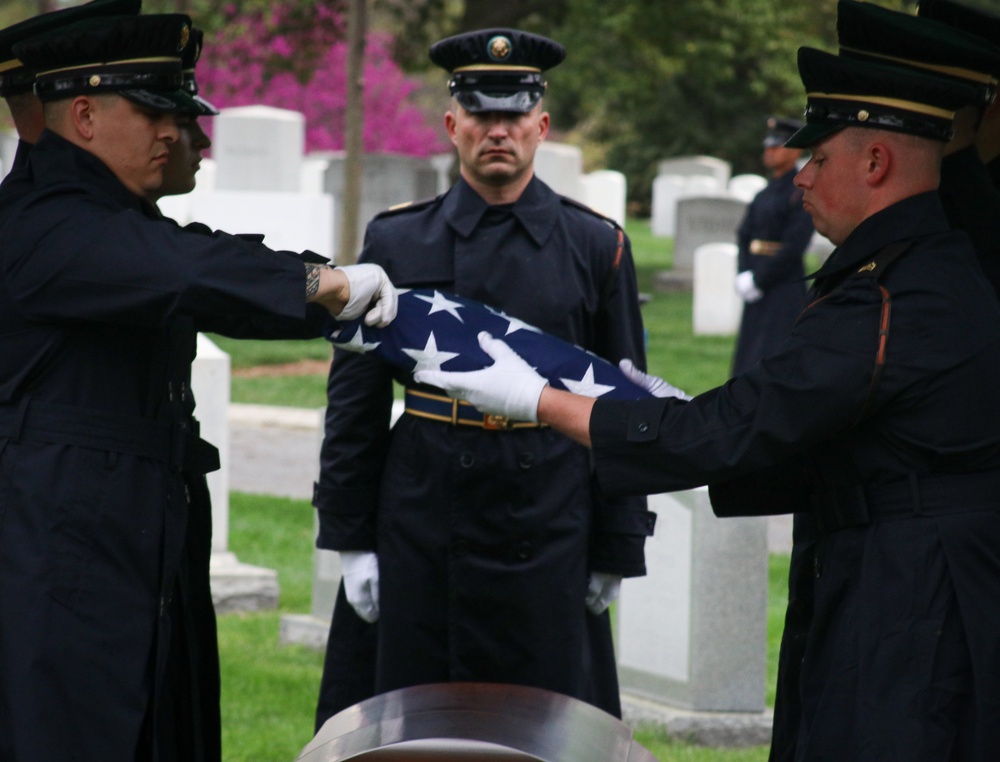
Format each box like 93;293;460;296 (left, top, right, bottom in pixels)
545;0;836;212
545;0;925;212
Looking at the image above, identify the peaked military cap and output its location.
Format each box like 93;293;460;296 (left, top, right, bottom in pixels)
429;28;566;113
13;13;199;114
919;0;1000;47
786;47;981;148
763;116;804;147
838;0;1000;108
181;27;218;116
0;0;140;98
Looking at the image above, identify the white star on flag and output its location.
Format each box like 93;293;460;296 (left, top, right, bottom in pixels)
484;305;542;336
402;332;460;372
415;291;465;323
331;326;381;352
560;363;617;398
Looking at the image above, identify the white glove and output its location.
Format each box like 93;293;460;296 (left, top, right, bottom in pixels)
619;359;692;401
414;332;548;422
585;572;622;615
340;550;380;623
334;264;399;327
734;270;764;304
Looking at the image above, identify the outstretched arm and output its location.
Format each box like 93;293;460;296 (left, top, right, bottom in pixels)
305;263;398;326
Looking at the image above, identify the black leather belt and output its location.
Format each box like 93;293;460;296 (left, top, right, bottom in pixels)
814;470;1000;532
404;389;543;431
0;398;220;475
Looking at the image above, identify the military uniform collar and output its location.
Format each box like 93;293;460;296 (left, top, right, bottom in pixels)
29;129;154;215
443;174;560;246
811;191;949;284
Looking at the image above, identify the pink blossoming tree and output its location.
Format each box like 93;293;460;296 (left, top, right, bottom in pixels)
197;1;449;156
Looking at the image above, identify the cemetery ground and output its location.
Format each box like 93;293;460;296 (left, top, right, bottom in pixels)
213;219;783;760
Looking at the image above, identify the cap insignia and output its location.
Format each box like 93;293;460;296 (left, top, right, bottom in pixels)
487;35;512;62
178;24;190;52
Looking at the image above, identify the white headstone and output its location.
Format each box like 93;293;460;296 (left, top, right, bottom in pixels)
693;243;742;335
191;334;279;612
430;152;455;194
651;174;686;237
213;105;305;192
580;169;627;226
534;141;584;201
656;155;731;189
158;189;335;260
301;155;333;194
727;173;767;203
673;195;747;273
808;231;836;265
617;488;768;712
0;130;19;178
191;334;230;552
320;152;440;258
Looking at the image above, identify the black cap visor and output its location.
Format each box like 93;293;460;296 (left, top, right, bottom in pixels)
455;89;542;113
450;69;545;113
120;87;202;113
785;121;845;149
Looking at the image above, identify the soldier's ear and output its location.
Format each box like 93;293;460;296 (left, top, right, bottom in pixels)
68;95;98;141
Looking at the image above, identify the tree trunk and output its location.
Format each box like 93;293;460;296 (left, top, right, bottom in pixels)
338;0;366;266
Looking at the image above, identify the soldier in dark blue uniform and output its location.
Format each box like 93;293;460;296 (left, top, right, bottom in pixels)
421;48;1000;761
731;116;814;375
0;0;139;174
0;14;397;761
761;8;1000;761
313;28;651;727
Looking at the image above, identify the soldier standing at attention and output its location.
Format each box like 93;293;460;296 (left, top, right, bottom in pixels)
731;116;815;375
313;28;652;728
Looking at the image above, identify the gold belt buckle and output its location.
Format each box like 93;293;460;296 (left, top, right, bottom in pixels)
483;414;512;430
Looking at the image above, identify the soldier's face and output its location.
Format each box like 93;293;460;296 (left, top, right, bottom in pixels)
794;129;869;245
155;114;212;200
445;104;549;190
87;95;178;197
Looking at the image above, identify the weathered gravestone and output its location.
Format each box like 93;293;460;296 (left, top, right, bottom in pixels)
320;152;441;262
617;489;770;743
656;194;746;291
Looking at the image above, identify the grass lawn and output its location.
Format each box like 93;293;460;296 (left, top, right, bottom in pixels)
216;218;781;760
222;491;788;762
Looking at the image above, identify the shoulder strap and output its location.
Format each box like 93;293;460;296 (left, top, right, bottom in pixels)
850;239;913;427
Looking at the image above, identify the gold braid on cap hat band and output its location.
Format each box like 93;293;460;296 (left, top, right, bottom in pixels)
807;92;956;120
839;46;998;87
0;58;23;74
453;64;541;73
38;56;180;78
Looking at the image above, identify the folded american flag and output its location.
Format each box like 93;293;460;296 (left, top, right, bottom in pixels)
325;289;653;400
